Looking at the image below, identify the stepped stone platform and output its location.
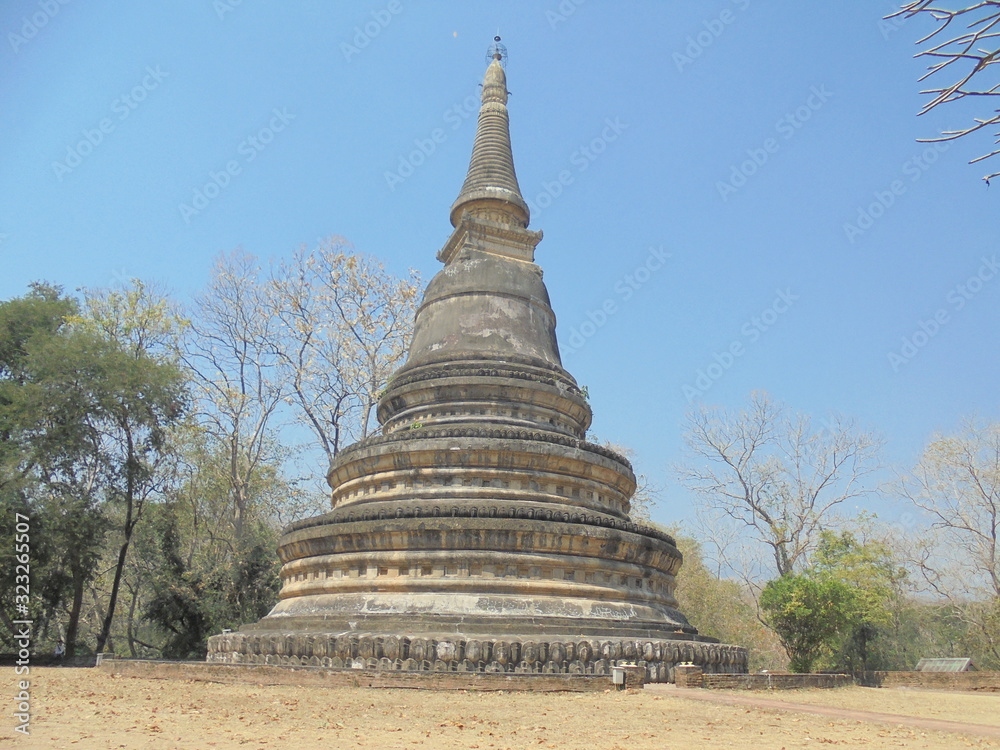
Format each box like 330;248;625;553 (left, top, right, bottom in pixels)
207;40;748;682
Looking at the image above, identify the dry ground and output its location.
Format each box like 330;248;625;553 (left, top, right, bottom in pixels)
747;685;1000;727
3;668;999;749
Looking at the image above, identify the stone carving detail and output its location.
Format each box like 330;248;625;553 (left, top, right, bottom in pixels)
207;632;748;682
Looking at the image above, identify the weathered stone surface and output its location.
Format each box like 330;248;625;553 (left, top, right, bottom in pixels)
208;46;747;682
675;663;704;689
208;632;748;681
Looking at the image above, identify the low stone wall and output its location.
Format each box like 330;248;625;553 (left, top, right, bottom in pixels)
701;673;852;690
207;632;748;684
859;671;1000;690
97;659;640;692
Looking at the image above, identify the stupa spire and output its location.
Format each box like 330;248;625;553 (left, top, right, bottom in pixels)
449;37;530;229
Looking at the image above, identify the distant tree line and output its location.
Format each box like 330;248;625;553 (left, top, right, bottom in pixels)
677;391;1000;673
0;238;419;659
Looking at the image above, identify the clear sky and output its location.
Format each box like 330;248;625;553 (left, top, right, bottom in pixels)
2;1;997;530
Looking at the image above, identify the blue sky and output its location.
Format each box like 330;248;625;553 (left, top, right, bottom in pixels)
2;1;997;530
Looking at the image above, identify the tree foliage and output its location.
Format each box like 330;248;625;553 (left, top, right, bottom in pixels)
75;281;188;655
0;282;187;655
760;572;858;673
0;285;107;653
142;500;279;658
810;528;908;672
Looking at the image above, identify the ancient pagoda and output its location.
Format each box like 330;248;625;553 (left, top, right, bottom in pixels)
208;42;747;682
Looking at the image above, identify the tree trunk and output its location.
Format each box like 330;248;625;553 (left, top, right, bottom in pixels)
126;582;140;658
95;540;129;655
95;427;138;655
65;572;85;657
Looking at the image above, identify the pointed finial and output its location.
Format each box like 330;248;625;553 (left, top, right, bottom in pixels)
486;35;507;67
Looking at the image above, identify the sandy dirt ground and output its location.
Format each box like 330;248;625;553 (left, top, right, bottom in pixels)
739;685;1000;727
3;668;999;750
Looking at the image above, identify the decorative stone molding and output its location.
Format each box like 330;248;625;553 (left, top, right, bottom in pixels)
207;632;748;684
284;500;676;545
330;426;633;475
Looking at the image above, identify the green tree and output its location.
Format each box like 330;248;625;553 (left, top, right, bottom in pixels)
810;528;907;671
0;285;110;654
142;506;212;658
73;281;188;656
760;573;859;673
139;429;283;657
0;282;187;657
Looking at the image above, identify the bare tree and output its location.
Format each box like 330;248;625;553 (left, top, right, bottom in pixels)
890;1;1000;181
184;241;419;530
901;420;1000;599
678;392;883;582
268;237;420;465
898;418;1000;662
183;250;286;540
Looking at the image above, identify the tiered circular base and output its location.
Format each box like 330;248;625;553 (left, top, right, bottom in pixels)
206;493;749;682
206;397;750;683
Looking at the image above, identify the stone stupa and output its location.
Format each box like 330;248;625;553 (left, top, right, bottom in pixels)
208;41;748;682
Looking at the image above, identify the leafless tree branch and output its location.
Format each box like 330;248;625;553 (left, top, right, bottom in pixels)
890;1;1000;181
